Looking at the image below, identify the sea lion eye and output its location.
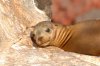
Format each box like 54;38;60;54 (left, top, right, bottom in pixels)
45;28;50;32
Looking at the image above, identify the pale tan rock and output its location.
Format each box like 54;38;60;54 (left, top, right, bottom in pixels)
0;0;49;50
0;46;100;66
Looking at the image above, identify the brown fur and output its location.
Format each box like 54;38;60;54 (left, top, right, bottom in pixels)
31;20;100;56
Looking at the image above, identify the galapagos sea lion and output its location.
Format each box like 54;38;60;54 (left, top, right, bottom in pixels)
31;20;100;56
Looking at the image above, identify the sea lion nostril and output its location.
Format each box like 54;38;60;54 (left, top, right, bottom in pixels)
38;37;43;41
30;32;35;38
30;32;37;43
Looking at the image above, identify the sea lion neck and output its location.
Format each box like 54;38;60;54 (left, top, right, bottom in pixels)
50;25;73;48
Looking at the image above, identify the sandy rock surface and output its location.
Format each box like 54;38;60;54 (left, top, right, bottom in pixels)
0;46;100;66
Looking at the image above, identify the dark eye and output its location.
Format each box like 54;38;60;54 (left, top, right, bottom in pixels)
45;28;50;32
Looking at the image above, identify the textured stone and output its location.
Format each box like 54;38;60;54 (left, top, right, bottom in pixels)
0;0;49;50
0;46;100;66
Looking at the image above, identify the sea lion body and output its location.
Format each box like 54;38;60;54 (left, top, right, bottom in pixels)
31;20;100;56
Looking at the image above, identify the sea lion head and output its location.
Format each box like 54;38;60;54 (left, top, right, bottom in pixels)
31;21;57;47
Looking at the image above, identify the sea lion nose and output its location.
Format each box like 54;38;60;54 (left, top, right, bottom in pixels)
38;37;43;41
30;32;35;38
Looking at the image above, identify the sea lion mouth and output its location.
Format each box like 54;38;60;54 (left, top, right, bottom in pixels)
30;33;51;47
38;41;51;47
35;36;52;47
33;38;51;47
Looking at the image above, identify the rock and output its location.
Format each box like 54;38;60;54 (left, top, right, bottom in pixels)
34;0;52;18
0;46;100;66
0;0;49;50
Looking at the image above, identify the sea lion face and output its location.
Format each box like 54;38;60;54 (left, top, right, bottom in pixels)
31;21;56;47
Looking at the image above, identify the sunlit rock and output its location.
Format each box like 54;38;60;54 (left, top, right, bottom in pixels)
0;46;100;66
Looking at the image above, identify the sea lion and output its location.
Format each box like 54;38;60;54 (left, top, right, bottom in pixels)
31;20;100;56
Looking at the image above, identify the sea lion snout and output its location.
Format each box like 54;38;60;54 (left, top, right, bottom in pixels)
30;31;43;46
38;36;43;41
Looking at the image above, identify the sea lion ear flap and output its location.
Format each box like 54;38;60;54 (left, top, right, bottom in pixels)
46;21;57;29
50;22;57;29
